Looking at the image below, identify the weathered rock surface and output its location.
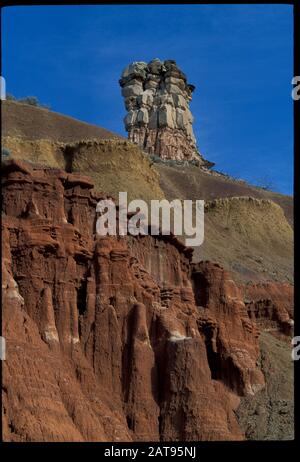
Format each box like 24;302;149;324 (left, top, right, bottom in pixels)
236;331;294;440
120;59;211;165
242;282;294;336
1;159;279;442
192;261;265;396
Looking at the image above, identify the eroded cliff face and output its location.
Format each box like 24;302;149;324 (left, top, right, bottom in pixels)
1;160;293;441
242;283;294;337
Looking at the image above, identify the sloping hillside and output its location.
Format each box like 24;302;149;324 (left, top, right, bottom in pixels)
2;100;122;142
2;136;165;204
156;163;293;227
2;100;293;283
198;197;293;283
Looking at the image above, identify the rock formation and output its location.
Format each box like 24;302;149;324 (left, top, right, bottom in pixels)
1;101;294;442
242;283;294;336
3;159;287;441
120;59;211;165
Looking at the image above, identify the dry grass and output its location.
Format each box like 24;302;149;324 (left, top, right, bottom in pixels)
156;163;293;226
65;139;165;203
2;100;121;142
196;197;293;283
2;136;165;204
2;136;65;168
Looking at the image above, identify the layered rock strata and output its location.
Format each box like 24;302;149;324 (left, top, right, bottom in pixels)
120;59;211;165
242;283;294;336
2;160;293;441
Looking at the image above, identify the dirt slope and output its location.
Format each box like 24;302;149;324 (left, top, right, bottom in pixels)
198;197;293;283
67;139;165;203
237;331;294;440
2;100;122;142
2;136;165;204
156;163;293;227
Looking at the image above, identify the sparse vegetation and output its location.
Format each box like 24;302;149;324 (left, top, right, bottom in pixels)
6;94;16;101
254;175;276;191
149;155;201;168
6;93;50;109
3;99;119;142
1;147;11;159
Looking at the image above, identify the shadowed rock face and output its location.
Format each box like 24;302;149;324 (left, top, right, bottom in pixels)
2;160;293;441
119;59;211;165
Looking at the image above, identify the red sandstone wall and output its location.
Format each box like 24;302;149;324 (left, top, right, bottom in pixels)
1;160;293;441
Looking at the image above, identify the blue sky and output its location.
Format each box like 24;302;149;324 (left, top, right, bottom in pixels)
2;4;294;195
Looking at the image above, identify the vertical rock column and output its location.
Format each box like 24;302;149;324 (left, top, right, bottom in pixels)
120;59;210;164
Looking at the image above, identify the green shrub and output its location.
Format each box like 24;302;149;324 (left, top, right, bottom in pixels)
1;147;11;160
6;93;16;101
149;154;163;164
6;93;50;109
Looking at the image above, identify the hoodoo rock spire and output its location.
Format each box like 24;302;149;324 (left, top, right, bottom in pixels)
120;59;212;166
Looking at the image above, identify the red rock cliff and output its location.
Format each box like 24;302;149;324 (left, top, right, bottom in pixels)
2;159;285;442
241;282;294;336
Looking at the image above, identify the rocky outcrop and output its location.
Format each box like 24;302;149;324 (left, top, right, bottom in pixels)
120;59;212;165
191;261;265;396
1;159;271;441
242;283;294;336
